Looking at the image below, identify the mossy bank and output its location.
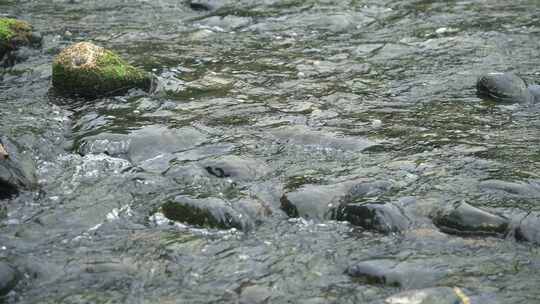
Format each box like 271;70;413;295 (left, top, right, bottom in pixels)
0;17;41;65
52;42;152;97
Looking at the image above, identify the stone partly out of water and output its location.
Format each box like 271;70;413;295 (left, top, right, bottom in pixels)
52;42;152;97
160;195;253;230
383;287;466;304
335;202;410;234
280;180;359;220
528;84;540;103
514;212;540;245
280;179;395;229
476;72;534;103
0;17;41;66
432;201;509;237
347;259;447;289
0;138;35;199
0;262;18;296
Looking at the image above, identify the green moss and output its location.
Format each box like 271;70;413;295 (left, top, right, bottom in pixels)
0;18;32;59
0;18;31;41
52;43;152;97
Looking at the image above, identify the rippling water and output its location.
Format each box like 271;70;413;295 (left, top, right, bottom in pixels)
2;0;540;303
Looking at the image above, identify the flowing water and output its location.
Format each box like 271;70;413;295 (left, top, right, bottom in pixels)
2;0;540;303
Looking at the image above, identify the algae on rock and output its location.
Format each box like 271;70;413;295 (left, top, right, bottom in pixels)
52;42;152;97
0;18;40;64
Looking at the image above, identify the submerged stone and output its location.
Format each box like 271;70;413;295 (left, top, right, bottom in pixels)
52;42;152;97
476;72;533;103
347;259;447;288
0;262;18;296
432;201;509;237
384;287;465;304
160;195;252;230
0;18;41;66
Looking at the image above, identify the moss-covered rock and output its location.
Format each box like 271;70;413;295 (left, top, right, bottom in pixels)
0;18;41;65
52;42;152;97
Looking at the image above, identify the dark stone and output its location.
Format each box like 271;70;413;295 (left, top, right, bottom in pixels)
432;201;509;237
161;195;252;230
0;138;35;199
476;72;533;103
347;259;447;288
383;287;464;304
335;202;409;233
189;0;221;11
0;262;18;296
515;213;540;245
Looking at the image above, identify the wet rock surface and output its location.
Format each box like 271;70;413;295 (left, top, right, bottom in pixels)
160;195;252;230
347;258;448;289
0;138;35;198
3;0;540;303
432;201;509;237
476;72;534;103
335;202;410;234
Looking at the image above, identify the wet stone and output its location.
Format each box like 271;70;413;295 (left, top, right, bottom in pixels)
0;262;18;296
271;125;378;152
476;72;533;103
0;18;41;67
281;180;392;223
514;212;540;245
280;181;357;220
432;201;509;237
383;287;464;304
0;138;35;199
335;202;410;234
78;125;207;165
52;42;152;97
160;195;252;230
201;155;270;183
347;259;447;289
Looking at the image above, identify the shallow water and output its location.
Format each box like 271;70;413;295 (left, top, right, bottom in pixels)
2;0;540;303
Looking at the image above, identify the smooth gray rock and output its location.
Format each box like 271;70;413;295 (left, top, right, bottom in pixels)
0;138;35;198
280;181;357;220
476;72;534;103
78;125;207;165
432;201;509;237
280;180;391;222
515;213;540;245
347;259;447;288
201;155;270;182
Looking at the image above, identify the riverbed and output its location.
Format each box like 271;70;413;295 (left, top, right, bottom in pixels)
2;0;540;303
